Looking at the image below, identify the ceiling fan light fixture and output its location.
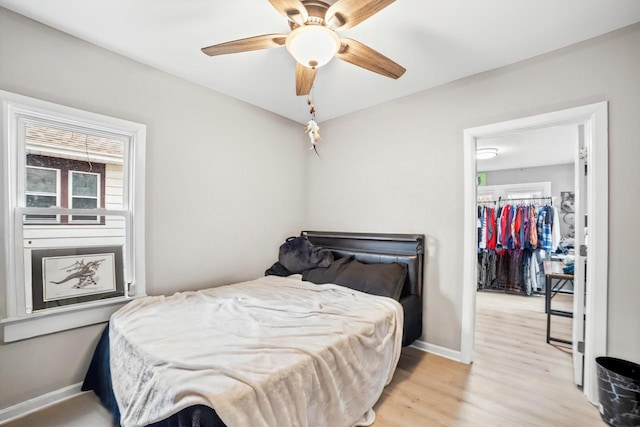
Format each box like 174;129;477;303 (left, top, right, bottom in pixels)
286;25;340;69
476;147;499;159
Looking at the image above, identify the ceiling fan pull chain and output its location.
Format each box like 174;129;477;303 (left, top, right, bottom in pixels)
304;90;322;156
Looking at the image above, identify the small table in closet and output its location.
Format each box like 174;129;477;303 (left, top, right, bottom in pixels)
543;260;574;345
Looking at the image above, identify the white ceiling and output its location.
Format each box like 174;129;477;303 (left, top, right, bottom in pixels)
477;125;577;172
2;0;640;125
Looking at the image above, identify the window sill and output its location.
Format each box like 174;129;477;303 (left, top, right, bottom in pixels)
1;296;143;342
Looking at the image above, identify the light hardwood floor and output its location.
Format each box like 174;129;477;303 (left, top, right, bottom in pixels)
373;292;603;426
5;292;603;427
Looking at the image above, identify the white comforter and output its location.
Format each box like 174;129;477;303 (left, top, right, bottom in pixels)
109;275;403;427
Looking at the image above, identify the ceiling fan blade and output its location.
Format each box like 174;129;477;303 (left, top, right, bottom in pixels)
325;0;394;30
201;34;287;56
268;0;308;26
336;38;406;79
296;62;317;96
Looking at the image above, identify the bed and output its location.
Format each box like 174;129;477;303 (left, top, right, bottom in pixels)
82;231;425;427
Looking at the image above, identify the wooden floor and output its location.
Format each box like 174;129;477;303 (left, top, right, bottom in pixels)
373;292;603;426
4;292;603;427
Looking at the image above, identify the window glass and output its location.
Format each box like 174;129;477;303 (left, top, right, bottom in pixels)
27;167;57;193
26;194;57;207
72;197;98;209
21;122;126;303
506;190;545;200
23;122;123;224
71;172;98;197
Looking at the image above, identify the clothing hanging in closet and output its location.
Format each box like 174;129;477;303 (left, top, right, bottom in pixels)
477;199;558;295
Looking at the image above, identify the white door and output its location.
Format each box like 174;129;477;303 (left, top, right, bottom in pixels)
572;124;587;386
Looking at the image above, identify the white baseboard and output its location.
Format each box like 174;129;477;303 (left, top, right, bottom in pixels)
410;339;464;363
0;382;84;425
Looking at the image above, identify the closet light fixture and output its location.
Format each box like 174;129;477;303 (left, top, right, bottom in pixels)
477;148;499;159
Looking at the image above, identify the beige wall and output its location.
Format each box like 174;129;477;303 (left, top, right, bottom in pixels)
306;23;640;360
0;7;307;408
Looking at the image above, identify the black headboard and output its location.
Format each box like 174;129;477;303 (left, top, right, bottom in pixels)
302;231;425;346
303;231;425;296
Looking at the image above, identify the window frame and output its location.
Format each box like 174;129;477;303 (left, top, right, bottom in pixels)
0;90;146;342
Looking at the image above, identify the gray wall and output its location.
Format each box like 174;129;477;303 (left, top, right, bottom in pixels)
0;8;307;408
484;163;575;237
306;23;640;360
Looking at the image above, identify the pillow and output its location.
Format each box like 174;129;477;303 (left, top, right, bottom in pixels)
302;256;352;283
302;256;408;300
278;236;334;274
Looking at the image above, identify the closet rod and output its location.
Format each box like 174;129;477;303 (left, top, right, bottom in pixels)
477;196;553;205
497;196;553;205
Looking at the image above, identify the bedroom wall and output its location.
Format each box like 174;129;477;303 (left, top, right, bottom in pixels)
0;7;307;409
305;22;640;362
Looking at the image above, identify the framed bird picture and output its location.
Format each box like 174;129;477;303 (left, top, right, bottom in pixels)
29;246;125;311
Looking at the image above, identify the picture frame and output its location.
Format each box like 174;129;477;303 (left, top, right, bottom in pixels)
43;253;116;301
560;191;575;213
31;246;125;311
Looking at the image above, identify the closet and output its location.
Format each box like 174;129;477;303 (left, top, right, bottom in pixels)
477;197;558;295
475;167;576;294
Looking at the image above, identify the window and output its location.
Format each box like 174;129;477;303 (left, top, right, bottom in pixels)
477;182;551;202
25;166;60;222
69;171;100;222
0;90;146;342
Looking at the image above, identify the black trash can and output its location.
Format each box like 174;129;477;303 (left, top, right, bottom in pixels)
596;356;640;426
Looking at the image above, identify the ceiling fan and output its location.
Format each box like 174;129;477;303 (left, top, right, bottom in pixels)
201;0;406;96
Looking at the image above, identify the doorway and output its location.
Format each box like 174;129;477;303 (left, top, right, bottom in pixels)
460;102;608;404
475;124;582;379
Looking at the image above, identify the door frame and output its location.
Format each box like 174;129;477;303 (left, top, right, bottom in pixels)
460;102;608;404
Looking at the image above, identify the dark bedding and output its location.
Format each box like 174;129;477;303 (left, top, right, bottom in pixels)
82;326;119;424
302;256;408;300
83;232;424;427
